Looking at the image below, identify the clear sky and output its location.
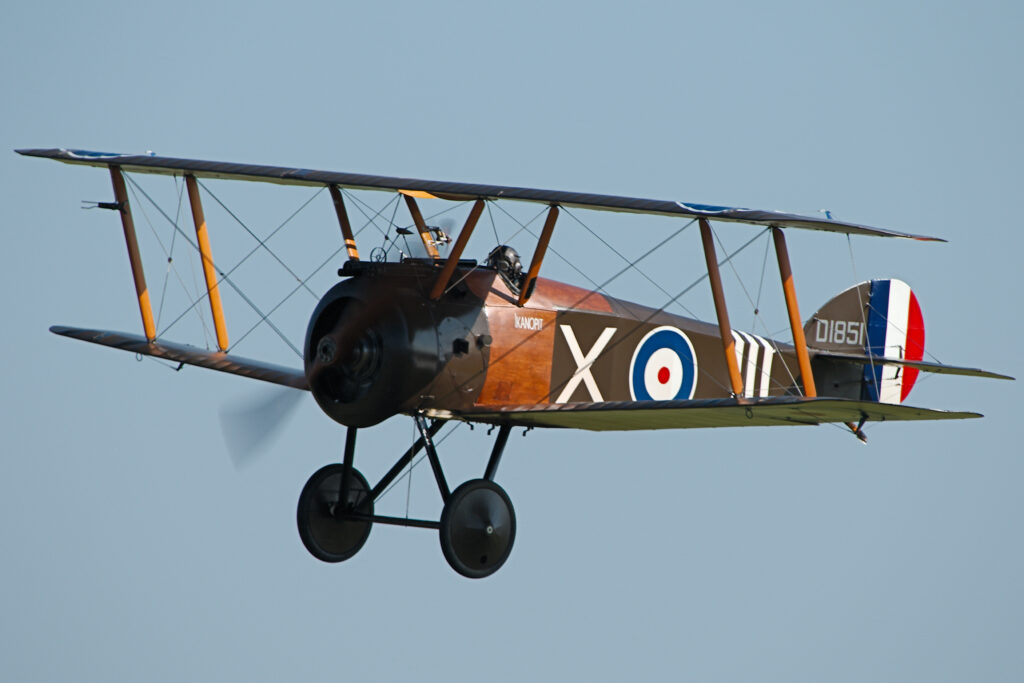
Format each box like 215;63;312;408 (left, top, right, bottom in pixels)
2;1;1021;681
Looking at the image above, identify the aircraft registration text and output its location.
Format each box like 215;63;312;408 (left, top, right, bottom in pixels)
814;318;866;347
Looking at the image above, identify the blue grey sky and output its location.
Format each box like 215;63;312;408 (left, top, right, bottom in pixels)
2;1;1021;680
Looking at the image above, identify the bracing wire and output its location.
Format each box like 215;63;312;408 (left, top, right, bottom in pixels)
197;179;321;298
227;193;402;353
538;226;769;403
125;176;213;346
147;180;325;343
125;175;302;358
561;206;701;319
376;421;464;505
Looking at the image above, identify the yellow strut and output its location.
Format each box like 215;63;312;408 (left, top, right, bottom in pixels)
185;175;230;352
328;185;360;261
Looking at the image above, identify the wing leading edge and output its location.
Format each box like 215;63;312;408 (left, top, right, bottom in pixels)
460;397;980;431
16;147;942;241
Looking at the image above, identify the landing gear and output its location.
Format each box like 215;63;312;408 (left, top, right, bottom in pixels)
440;479;516;578
296;463;373;562
296;418;518;577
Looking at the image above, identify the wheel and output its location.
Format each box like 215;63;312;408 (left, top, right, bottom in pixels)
439;479;516;579
297;464;373;563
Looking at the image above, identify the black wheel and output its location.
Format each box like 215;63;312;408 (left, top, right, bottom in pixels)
439;479;516;579
297;464;373;563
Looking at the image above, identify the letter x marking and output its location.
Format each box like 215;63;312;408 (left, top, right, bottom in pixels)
556;325;617;403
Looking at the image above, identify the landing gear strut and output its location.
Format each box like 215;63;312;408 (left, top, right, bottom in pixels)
295;417;517;578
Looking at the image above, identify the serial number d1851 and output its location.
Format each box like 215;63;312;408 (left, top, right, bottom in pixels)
815;318;866;346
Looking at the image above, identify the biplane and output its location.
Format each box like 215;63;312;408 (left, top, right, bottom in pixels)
17;148;1012;578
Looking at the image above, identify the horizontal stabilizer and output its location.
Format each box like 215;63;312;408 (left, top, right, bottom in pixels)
461;396;981;431
16;147;942;241
51;325;309;390
814;352;1014;381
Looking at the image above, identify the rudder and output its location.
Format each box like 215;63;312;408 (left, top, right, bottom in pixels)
804;279;925;404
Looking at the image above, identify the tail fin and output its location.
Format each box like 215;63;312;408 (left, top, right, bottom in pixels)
805;279;925;404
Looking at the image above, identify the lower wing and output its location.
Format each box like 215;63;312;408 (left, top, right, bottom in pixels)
461;396;980;431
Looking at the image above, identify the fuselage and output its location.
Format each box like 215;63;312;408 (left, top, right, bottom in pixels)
304;259;805;427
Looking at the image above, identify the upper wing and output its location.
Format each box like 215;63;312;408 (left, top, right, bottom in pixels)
460;396;980;431
51;325;308;390
16;148;943;241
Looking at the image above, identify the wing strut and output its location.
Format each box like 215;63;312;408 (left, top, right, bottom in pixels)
772;228;816;397
109;166;156;341
518;205;559;306
185;175;230;351
403;194;441;259
430;199;485;300
699;219;744;397
328;184;360;261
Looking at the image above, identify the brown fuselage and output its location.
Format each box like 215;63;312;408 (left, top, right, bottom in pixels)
304;260;806;427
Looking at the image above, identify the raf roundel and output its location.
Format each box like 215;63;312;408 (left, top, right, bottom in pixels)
629;326;698;401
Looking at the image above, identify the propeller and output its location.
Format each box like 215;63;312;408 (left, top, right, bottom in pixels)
220;385;305;468
306;289;394;403
433;217;455;247
221;284;400;466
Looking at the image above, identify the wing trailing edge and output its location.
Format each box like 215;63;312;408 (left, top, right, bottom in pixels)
16;147;943;241
459;397;980;431
51;325;309;390
813;352;1014;381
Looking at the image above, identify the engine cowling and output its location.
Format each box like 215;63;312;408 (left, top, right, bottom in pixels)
304;278;435;427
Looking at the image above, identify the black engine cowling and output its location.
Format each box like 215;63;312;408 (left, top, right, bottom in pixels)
304;278;435;427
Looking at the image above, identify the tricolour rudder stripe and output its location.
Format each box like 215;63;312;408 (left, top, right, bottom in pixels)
863;279;924;404
901;289;925;401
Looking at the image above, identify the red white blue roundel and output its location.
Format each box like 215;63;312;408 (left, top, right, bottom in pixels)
629;326;698;401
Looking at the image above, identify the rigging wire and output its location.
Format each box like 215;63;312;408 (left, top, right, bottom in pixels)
491;201;604;292
751;232;772;333
561;206;701;319
405;420;416;519
197;179;321;299
125;175;303;358
486;201;502;244
227;194;399;353
428;219;753;408
339;189;397;239
537;226;769;404
714;225;760;316
124;175;213;346
376;421;463;505
712;226;803;396
154;177;186;330
440;203;550;294
387;195;406;258
707;225;811;397
151;183;325;341
846;234;878;397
